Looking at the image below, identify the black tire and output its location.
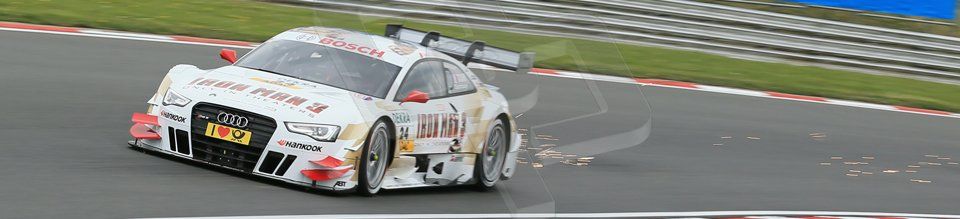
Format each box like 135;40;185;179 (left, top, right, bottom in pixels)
357;121;392;196
474;119;508;191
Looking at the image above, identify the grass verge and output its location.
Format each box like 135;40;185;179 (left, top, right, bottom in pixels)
3;0;960;112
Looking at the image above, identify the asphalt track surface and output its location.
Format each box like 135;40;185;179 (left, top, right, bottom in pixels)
2;30;960;218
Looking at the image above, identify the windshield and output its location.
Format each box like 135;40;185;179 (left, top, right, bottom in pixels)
235;39;401;98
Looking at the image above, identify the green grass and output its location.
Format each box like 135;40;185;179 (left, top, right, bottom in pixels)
692;0;960;38
3;0;960;112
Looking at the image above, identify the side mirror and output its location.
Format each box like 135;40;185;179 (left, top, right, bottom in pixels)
401;90;429;104
220;49;238;64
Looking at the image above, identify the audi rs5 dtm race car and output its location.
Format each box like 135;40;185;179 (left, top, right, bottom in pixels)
128;25;534;195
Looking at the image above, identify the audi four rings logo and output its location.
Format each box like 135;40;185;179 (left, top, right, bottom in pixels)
217;112;249;128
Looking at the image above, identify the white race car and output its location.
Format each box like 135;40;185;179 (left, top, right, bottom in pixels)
128;25;534;195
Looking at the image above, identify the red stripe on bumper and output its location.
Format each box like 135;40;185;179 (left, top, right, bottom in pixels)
130;123;161;140
131;112;159;125
170;35;254;46
0;22;80;33
309;156;345;168
301;167;351;181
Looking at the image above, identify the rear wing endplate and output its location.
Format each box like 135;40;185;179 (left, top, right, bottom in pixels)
385;24;535;73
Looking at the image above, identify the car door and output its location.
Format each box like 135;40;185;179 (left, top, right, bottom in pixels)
393;59;476;154
439;61;480;153
394;59;454;154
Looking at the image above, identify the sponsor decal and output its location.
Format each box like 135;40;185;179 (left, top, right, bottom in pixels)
389;41;417;55
398;126;411;140
351;92;373;101
398;124;414;152
295;33;319;42
392;112;412;124
415;139;458;147
318;37;385;58
205;123;252;145
416;113;466;139
250;77;303;89
324;32;346;40
291;27;349;39
277;139;323;152
448;138;462;153
306;103;328;114
400;140;415;152
161;111;186;123
449;71;472;91
185;77;329;117
294;27;349;40
187;78;253;93
334;181;347;187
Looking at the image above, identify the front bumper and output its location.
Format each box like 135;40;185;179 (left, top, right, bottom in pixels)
128;103;359;191
127;139;350;191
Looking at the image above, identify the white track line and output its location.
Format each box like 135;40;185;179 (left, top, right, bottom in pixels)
142;210;960;219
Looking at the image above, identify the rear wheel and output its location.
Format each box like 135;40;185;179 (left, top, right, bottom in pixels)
474;119;507;190
358;121;391;196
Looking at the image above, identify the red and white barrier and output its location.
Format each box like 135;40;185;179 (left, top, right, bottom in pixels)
0;21;258;48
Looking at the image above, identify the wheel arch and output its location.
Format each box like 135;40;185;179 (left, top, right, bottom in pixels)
496;113;512;147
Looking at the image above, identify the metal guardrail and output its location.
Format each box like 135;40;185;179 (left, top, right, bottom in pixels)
284;0;960;79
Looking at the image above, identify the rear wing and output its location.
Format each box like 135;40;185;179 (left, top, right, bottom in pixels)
384;24;535;73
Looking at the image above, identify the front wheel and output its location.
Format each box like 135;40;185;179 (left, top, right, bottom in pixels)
358;121;391;196
474;119;507;190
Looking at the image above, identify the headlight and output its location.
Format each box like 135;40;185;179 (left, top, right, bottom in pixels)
285;122;341;142
162;90;192;107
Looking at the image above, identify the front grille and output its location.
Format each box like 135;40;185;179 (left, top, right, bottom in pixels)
190;103;277;172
